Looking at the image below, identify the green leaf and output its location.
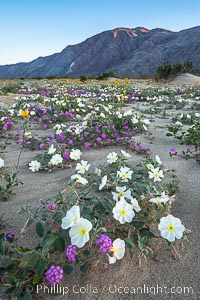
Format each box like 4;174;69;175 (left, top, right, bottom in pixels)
32;257;48;284
124;238;135;249
140;228;155;237
80;262;89;274
42;234;58;253
83;250;90;256
36;222;44;237
55;236;66;252
0;267;6;276
132;221;145;229
18;292;32;300
0;233;5;240
17;247;31;253
19;250;39;268
63;264;74;275
0;239;5;255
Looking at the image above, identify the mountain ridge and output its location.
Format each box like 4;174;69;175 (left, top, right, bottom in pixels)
0;26;200;78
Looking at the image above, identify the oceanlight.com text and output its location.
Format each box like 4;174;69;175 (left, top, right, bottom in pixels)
27;283;195;296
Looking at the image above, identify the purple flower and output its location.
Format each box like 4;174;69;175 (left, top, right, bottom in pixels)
45;203;58;212
116;137;121;142
49;134;55;139
138;145;144;151
84;131;89;136
177;153;183;158
122;131;129;136
129;141;135;148
101;133;106;139
45;265;64;285
84;142;91;149
63;152;70;160
96;137;102;142
68;139;73;145
170;148;177;153
43;124;48;130
188;145;195;150
39;143;45;150
69;113;75;118
6;230;16;241
106;138;111;144
58;133;65;141
26;141;31;145
96;234;112;254
145;147;151;153
18;138;24;143
66;245;77;262
61;144;67;148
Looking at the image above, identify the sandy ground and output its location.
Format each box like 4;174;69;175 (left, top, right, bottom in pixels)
0;80;200;300
170;73;200;85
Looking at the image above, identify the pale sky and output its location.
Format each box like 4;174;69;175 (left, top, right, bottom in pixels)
0;0;200;65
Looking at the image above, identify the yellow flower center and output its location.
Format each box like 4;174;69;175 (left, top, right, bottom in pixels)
121;173;127;180
110;246;118;255
154;172;159;178
167;224;175;232
73;217;79;222
120;209;127;216
118;192;124;197
79;227;87;236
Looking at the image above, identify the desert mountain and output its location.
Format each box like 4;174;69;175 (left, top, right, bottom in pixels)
0;26;200;78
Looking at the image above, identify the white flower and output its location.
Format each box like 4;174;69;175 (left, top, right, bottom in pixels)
155;155;162;165
175;121;183;127
76;160;90;174
24;132;32;137
61;206;80;229
112;199;135;224
130;197;141;212
0;158;4;168
117;113;123;119
69;218;92;248
158;215;185;242
142;118;150;125
112;186;132;201
94;168;102;176
117;166;133;182
48;145;56;155
99;175;107;190
149;191;169;204
29;160;41;172
123;110;132;116
131;116;139;124
50;154;63;166
100;112;106;118
121;150;131;158
71;174;88;185
70;149;82;160
106;152;118;164
146;163;154;170
108;238;125;264
143;124;148;131
148;167;164;182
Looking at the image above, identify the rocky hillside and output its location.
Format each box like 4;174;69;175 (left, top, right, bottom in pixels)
0;26;200;78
